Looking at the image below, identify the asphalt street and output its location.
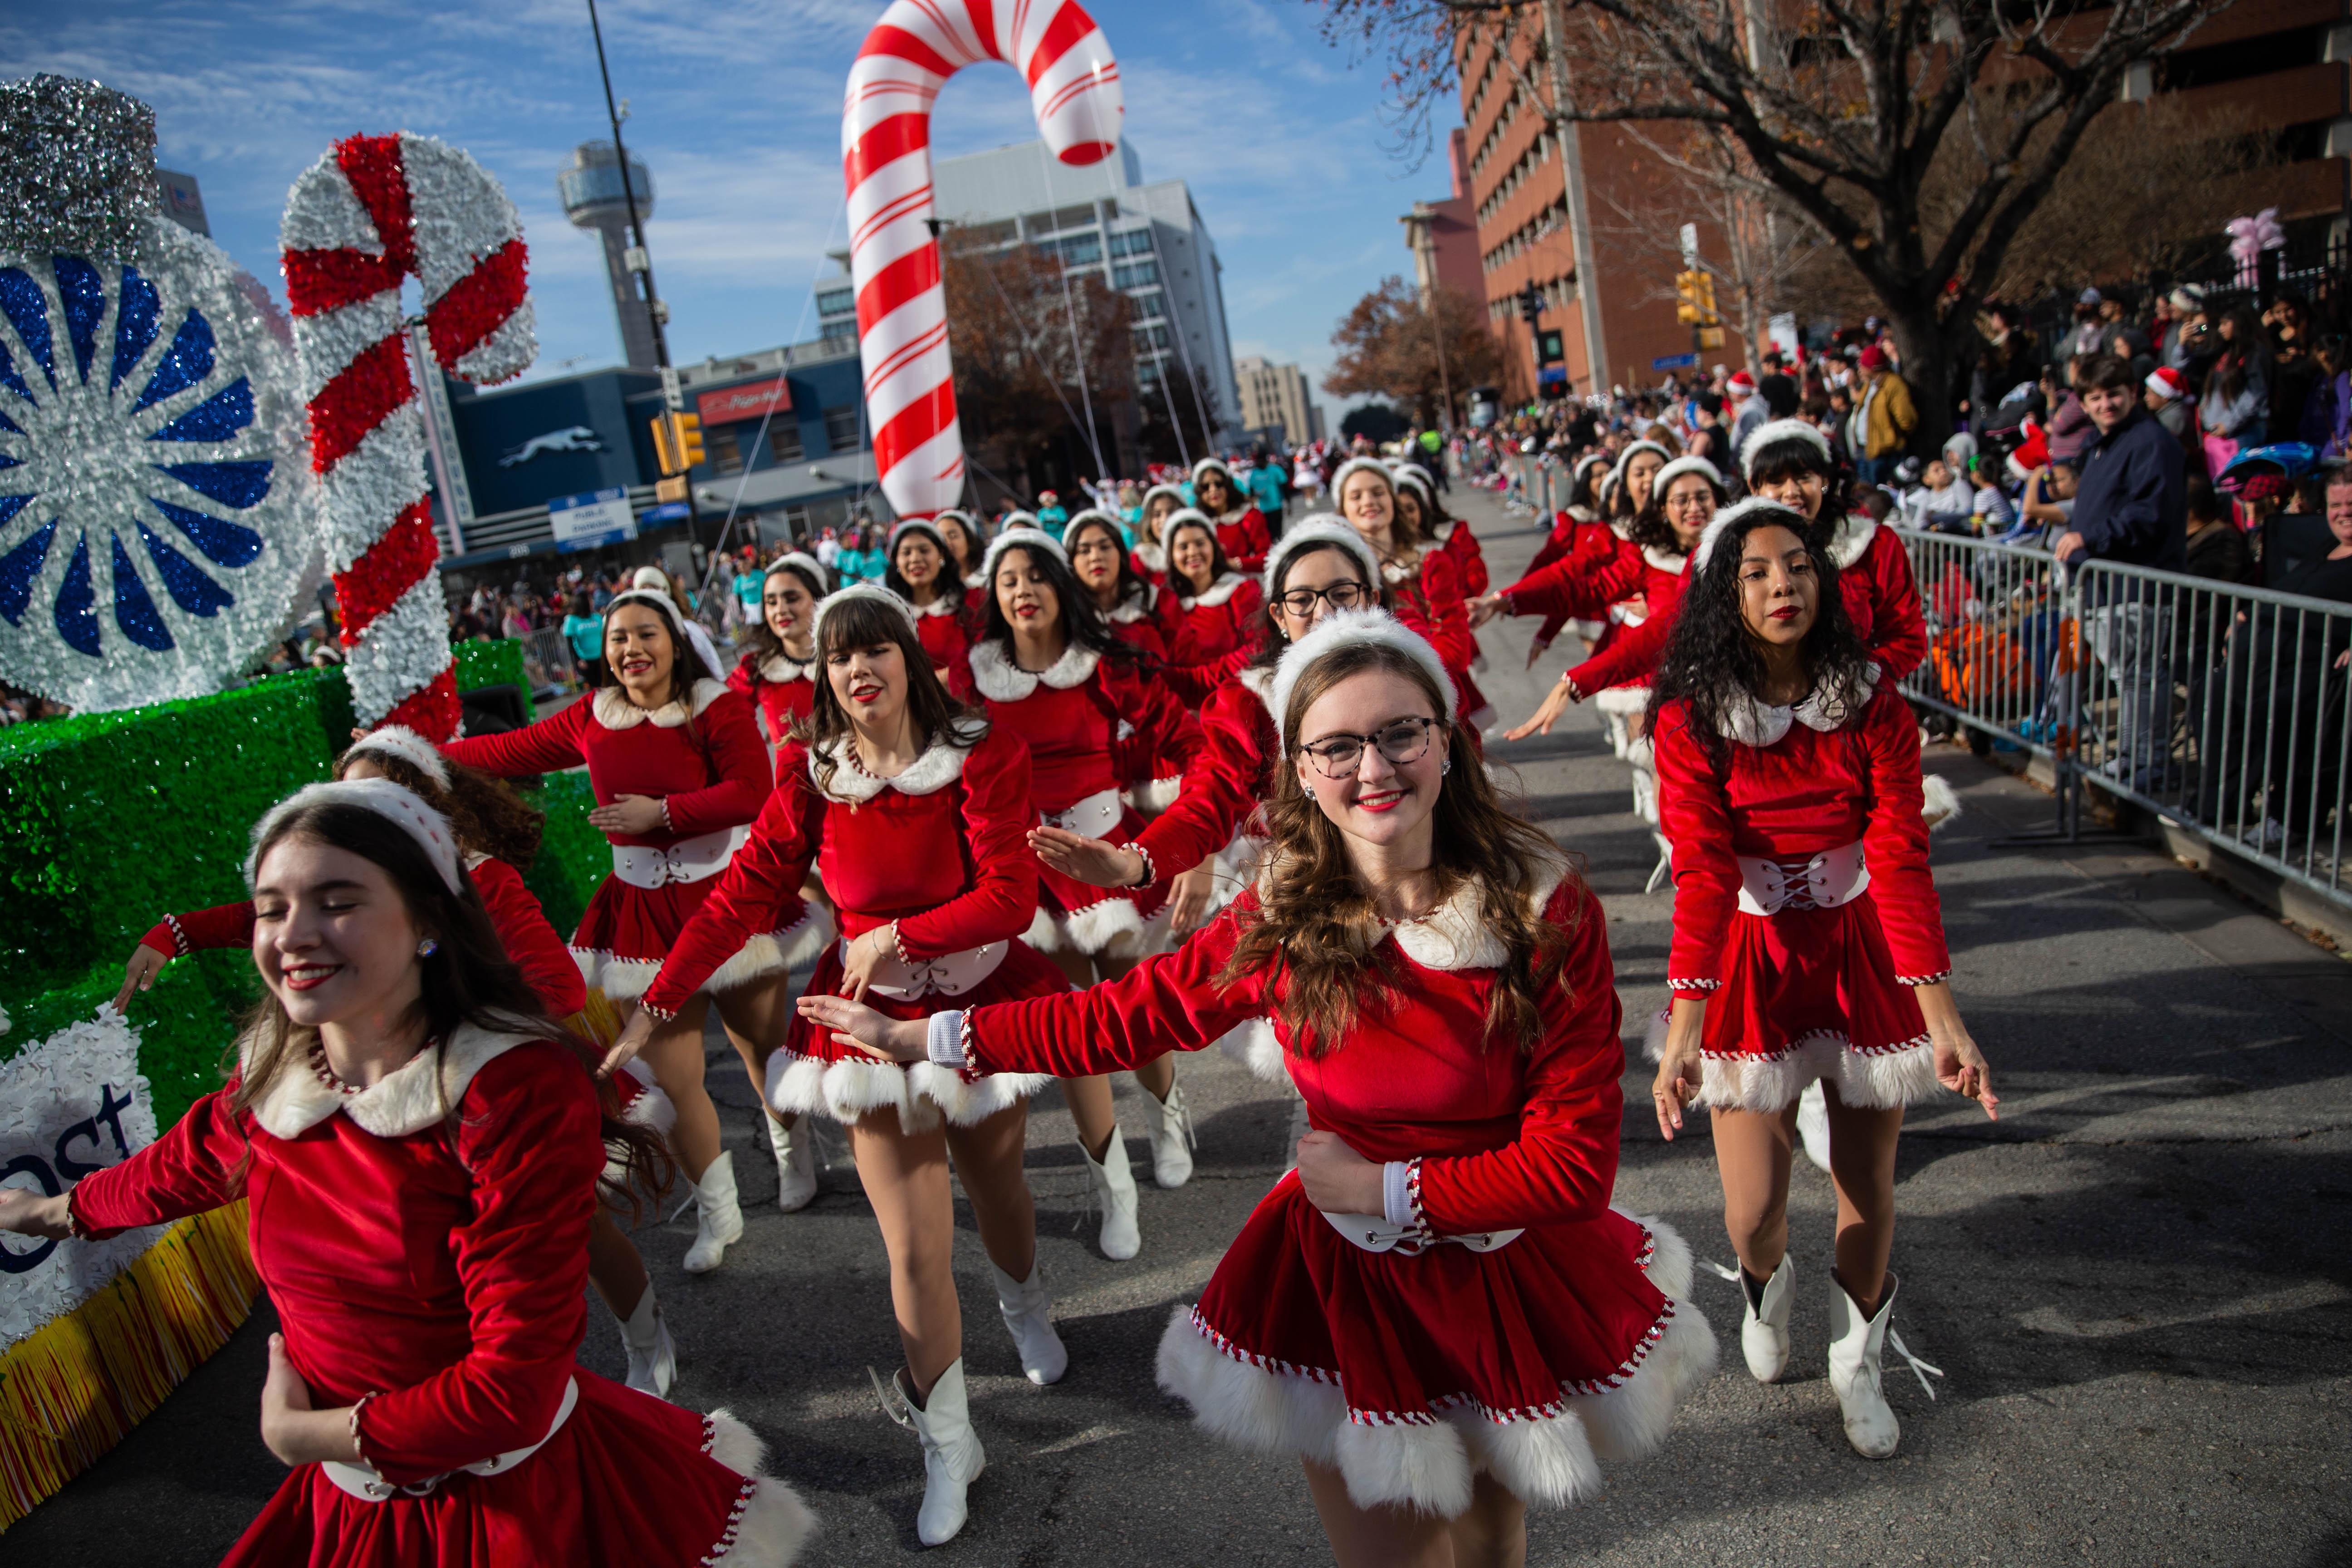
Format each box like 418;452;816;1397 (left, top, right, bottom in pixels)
12;483;2351;1566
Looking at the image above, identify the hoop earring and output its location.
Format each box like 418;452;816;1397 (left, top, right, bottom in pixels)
417;939;438;957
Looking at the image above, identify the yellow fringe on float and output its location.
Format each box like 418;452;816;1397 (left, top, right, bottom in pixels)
0;1202;260;1533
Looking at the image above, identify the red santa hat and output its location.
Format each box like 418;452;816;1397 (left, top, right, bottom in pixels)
2145;366;2189;402
2006;422;2051;482
1726;370;1756;394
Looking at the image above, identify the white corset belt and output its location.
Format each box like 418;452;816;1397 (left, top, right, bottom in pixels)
1319;1209;1524;1256
1736;838;1869;916
611;825;748;889
1039;786;1122;841
852;937;1009;1000
323;1376;578;1502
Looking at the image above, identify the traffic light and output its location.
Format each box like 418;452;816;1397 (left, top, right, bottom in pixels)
650;411;707;475
1537;328;1565;365
1675;270;1712;325
1518;282;1545;327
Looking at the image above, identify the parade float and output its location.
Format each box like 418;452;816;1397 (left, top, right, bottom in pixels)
0;75;604;1527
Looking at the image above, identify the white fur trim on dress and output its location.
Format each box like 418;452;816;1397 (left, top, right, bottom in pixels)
966;637;1098;701
1921;772;1962;831
980;525;1068;586
583;906;833;1003
765;1050;1052;1134
758;652;814;684
1271;609;1457;730
1690;1031;1943;1112
1214;1016;1288;1083
807;723;983;803
1592;684;1651;718
1740;416;1832;480
593;678;730;730
1108;588;1156;624
1152;1209;1715;1516
1024;895;1148;956
1388;854;1569;971
1825;511;1879;569
1264;519;1384;602
1179;571;1250;610
1639;545;1688;576
243;1019;539;1141
702;1410;820;1566
1128;776;1184;817
1719;661;1878;748
618;1056;677;1137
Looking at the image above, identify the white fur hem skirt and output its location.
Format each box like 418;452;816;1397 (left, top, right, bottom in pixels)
1024;896;1170;958
1152;1210;1715;1517
1214;1017;1289;1084
705;1409;819;1564
578;905;834;1003
1641;1009;1941;1112
764;1050;1053;1135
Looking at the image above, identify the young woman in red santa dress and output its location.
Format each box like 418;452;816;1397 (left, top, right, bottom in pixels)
932;508;990;602
1737;418;1929;681
1332;458;1489;729
884;518;976;697
1189;456;1272;571
1156;508;1265;668
114;729;687;1399
806;612;1715;1568
1394;463;1487;599
606;584;1067;1546
1647;500;1995;1460
728;553;829;756
441;588;825;1272
1065;508;1167;662
1130;483;1186;584
2;779;815;1568
967;526;1204;1259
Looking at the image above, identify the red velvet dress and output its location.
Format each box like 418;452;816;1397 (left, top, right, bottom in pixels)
1520;515;1625;651
1209;505;1272;572
909;594;976;700
935;870;1715;1516
1500;537;1664;720
727;649;817;754
965;638;1202;955
1384;545;1490;728
1822;513;1930;681
442;682;823;1001
1440;519;1490;598
1653;680;1951;1111
1156;571;1264;668
66;1031;813;1567
641;726;1062;1131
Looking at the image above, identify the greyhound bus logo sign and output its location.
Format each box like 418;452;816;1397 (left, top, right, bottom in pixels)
500;425;606;466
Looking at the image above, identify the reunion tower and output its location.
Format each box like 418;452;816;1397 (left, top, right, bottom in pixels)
557;140;661;371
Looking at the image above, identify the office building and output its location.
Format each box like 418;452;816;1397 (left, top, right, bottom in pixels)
557;141;662;372
1232;356;1324;449
1398;130;1483;310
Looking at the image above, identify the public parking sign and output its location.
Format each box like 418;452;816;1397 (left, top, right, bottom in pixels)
549;487;638;552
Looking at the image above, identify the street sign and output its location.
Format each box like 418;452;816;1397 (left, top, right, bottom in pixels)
1678;223;1699;268
1651;352;1699;371
1537;328;1565;364
549;487;638;552
640;501;691;524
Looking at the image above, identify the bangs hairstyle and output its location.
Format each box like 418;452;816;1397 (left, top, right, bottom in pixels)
882;520;952;601
794;589;988;800
1064;511;1150;607
1647;505;1876;769
745;556;828;665
336;744;543;870
1248;535;1390;674
1219;639;1574;1057
1744;429;1839;490
601;589;719;703
979;539;1140;668
1163;511;1236;594
233;799;671;1214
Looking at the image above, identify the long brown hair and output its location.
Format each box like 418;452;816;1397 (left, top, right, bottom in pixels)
339;747;543;868
791;591;989;802
230;800;671;1212
1217;640;1575;1056
743;557;827;667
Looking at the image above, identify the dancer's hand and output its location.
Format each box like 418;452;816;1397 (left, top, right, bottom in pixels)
1466;593;1507;629
1649;1000;1707;1141
838;926;892;1002
0;1187;72;1239
1030;825;1146;888
1915;981;1998;1119
258;1334;355;1467
602;1008;655;1079
796;993;925;1061
1168;863;1215;931
1294;1130;1383;1215
1523;636;1551;670
1503;680;1579;741
115;942;166;1014
588;793;666;837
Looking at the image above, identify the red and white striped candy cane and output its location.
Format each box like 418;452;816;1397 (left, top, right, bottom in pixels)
845;0;1122;520
282;133;535;738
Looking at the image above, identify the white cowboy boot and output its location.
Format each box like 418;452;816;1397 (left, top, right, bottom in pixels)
1140;1077;1196;1189
1739;1254;1795;1383
1081;1130;1141;1260
989;1259;1069;1386
897;1360;986;1546
681;1150;745;1274
1828;1270;1903;1459
767;1113;819;1213
616;1286;676;1399
1797;1082;1833;1174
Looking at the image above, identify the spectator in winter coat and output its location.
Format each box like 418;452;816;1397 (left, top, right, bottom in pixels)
2182;478;2254;584
1854;345;1917;484
2198;304;2273;478
2044;362;2096;468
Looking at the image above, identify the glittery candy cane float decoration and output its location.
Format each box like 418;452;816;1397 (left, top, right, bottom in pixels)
281;133;535;738
846;0;1122;519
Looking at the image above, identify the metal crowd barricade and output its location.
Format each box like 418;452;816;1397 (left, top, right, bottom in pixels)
1892;524;2351;912
519;626;583;697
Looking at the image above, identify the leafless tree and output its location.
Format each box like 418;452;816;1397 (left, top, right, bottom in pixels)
1326;277;1506;426
1316;0;2239;436
942;239;1134;498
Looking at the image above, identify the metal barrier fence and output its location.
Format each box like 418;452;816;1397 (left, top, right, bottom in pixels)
519;627;583;696
1892;524;2350;911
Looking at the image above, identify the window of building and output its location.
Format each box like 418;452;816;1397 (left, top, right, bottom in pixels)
1051;203;1095;231
822;404;862;451
1132;322;1170;353
1127;288;1166;322
1059;231;1102;265
1113;258;1159;290
768;421;805;462
815;286;854;318
1108;226;1156;258
706;425;744;477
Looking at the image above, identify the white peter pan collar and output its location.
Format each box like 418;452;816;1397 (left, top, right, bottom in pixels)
1179;572;1250;610
911;596;959;618
1132;541;1166;574
966;638;1098;701
808;724;981;803
1235;664;1275;715
963;570;988;591
1107;588;1155;624
1825;512;1877;569
244;1021;540;1141
760;652;814;683
594;678;727;730
1379;545;1433;586
1641;546;1689;575
1250;853;1572;971
1720;663;1880;748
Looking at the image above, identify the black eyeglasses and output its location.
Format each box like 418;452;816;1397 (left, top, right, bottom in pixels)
1275;580;1371;617
1297;716;1443;778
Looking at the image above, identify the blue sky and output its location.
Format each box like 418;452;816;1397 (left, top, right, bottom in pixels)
8;0;1455;416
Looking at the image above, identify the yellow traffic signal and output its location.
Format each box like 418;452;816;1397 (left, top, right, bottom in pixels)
650;412;709;475
1675;270;1704;325
674;412;705;470
1697;327;1726;350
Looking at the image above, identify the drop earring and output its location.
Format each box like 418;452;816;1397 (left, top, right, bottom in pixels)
417;938;439;957
1441;756;1452;776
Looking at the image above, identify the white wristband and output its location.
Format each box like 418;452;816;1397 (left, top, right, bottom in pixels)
926;1010;969;1068
1382;1161;1414;1228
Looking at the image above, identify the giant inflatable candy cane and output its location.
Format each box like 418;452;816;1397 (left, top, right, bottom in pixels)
282;134;535;737
845;0;1122;519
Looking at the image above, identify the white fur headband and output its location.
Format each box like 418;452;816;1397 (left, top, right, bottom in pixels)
1328;456;1394;502
1263;517;1382;603
980;525;1069;587
1611;440;1673;483
1740;417;1833;480
886;519;947;561
343;725;451;790
1190;456;1235;487
246;778;463;895
1270;608;1458;734
1648;455;1726;503
811;582;920;648
1693;496;1810;573
768;551;828;594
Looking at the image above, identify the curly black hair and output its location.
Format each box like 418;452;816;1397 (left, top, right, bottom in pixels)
978;538;1142;669
1647;504;1877;769
1624;470;1728;554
